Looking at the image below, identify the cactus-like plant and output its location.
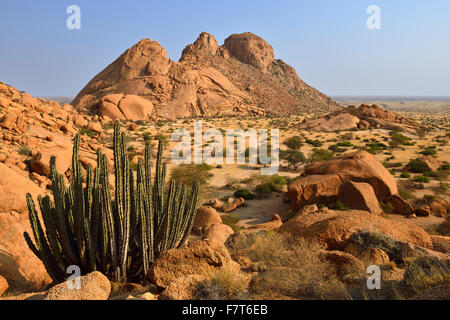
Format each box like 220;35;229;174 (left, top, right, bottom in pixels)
24;121;199;284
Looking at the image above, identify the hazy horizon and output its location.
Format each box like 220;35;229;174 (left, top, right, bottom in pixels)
1;0;449;98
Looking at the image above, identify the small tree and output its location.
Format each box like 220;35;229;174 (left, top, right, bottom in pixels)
283;136;303;151
280;150;306;170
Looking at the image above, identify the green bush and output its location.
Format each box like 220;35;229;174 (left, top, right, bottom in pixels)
280;150;306;170
283;136;303;150
406;159;430;173
221;214;241;233
400;172;411;179
305;139;323;147
412;175;430;183
170;163;213;188
419;147;437;156
328;201;350;211
380;202;394;214
234;189;255;200
254;175;286;194
438;163;450;171
309;148;334;162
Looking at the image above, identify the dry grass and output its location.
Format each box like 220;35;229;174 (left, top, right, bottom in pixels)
194;267;250;300
242;232;351;300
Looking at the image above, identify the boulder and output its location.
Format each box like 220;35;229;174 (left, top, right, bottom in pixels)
30;144;73;177
223;197;245;213
318;250;365;279
360;247;390;266
44;271;111;300
96;94;154;121
0;212;52;291
337;181;382;214
202;223;234;244
245;214;283;231
387;194;413;215
300;112;360;132
160;275;207;300
431;235;450;254
0;163;44;214
146;240;240;289
288;174;342;210
193;206;222;234
278;209;432;250
0;275;8;297
414;206;431;217
224;32;274;72
304;151;398;202
430;198;447;215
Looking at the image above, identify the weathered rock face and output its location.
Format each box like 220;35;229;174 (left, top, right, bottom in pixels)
44;271;111;300
193;206;222;234
0;275;8;297
224;32;274;72
278;209;432;250
72;32;341;119
287;174;342;210
202;223;234;245
304;151;398;202
338;182;383;215
0;163;44;214
300;104;418;132
300;113;360;132
160;274;207;300
95;94;154;121
146;240;240;289
0;211;52;291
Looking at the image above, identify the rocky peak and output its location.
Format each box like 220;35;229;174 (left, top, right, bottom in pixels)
181;32;219;60
224;32;274;72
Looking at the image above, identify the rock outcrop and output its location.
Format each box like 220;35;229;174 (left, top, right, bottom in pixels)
146;240;240;289
278;209;432;250
72;32;341;119
300;104;418;132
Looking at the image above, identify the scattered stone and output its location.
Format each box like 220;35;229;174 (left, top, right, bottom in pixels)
44;271;111;300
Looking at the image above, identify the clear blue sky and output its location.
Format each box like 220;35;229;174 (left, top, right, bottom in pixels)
0;0;449;97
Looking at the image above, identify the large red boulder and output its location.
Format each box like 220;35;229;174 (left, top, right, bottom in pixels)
304;151;398;202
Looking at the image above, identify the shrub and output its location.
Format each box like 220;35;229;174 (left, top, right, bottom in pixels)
170;163;213;188
340;132;354;141
337;141;353;147
283;136;303;150
305;139;323;147
380;202;394;214
400;172;411;179
419;147;437;156
244;233;350;300
402;256;450;296
412;175;430;183
438;163;450;171
221;214;241;233
328;201;350;211
18;144;32;157
406;159;430;173
234;189;255;200
309;148;334;162
349;231;401;263
255;175;286;194
280;150;306;170
195;267;250;300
